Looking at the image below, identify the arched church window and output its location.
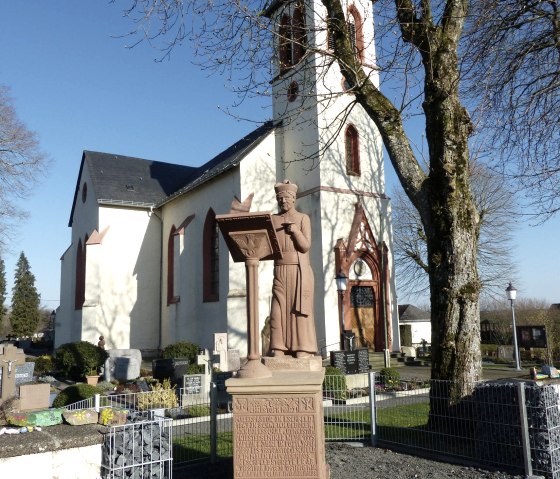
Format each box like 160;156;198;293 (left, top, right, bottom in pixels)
279;14;292;74
167;225;181;305
345;125;361;176
203;209;220;302
75;235;87;310
292;3;306;64
347;5;364;62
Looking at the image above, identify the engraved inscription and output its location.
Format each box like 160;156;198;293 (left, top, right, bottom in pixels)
235;413;318;477
234;396;316;414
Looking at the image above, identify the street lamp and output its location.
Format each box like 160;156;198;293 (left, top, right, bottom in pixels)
506;282;521;371
335;272;348;350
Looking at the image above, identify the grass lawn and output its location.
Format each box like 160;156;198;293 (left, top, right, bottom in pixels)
173;432;233;463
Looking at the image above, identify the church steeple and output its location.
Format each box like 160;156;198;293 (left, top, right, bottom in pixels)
265;0;382;195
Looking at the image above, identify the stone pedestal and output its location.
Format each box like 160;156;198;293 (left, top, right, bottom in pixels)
227;361;329;479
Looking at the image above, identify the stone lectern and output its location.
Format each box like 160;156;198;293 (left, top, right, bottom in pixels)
215;211;281;379
217;205;329;479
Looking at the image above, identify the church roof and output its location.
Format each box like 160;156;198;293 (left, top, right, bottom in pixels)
398;304;431;322
69;121;275;226
69;152;196;226
157;121;274;207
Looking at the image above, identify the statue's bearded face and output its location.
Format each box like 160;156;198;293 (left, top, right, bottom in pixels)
277;193;295;213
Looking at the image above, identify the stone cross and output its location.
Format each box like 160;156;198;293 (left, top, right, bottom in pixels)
0;344;26;404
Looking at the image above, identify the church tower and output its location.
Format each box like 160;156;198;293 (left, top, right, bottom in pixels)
265;0;399;357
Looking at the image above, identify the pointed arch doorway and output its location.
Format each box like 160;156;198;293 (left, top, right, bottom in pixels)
334;203;391;352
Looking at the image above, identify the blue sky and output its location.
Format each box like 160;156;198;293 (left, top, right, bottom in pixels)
0;1;557;311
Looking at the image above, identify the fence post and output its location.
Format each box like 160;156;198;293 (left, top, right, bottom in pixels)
517;382;533;477
369;371;377;447
210;381;218;463
94;393;100;413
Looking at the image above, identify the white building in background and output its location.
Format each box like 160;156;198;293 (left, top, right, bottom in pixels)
57;0;400;358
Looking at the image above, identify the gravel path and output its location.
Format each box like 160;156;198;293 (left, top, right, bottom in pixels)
176;443;525;478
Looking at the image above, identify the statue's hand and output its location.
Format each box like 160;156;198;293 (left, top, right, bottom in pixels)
282;222;295;234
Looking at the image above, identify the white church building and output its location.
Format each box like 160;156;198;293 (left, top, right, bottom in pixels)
57;0;400;359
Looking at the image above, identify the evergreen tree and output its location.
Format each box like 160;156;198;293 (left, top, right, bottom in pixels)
11;252;40;337
0;256;6;329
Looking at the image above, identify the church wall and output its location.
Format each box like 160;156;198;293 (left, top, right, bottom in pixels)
79;205;161;350
56;166;98;348
159;131;277;358
56;246;76;348
161;169;241;353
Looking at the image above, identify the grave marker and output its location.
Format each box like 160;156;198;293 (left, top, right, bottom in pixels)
0;344;26;405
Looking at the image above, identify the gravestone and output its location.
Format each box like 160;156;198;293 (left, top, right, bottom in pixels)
182;374;207;405
227;349;241;371
0;344;26;405
330;348;369;375
214;371;233;409
104;349;142;382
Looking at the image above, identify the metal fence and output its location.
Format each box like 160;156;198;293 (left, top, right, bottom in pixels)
63;372;560;478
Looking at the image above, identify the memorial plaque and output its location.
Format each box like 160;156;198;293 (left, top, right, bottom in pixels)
15;362;35;385
183;374;203;395
233;394;323;478
330;349;370;375
357;348;370;373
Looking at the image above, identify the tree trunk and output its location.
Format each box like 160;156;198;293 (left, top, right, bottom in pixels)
419;14;482;400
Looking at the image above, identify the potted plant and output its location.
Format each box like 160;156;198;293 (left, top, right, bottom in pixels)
85;368;100;386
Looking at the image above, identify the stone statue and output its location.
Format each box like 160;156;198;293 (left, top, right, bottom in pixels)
269;180;317;358
98;336;106;349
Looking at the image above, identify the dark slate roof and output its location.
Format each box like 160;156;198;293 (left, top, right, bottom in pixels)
69;121;275;226
398;304;431;322
69;152;196;226
157;121;275;207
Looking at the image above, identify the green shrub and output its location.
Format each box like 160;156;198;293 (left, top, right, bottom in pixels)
55;341;109;381
187;364;204;374
323;366;347;400
162;341;200;362
380;367;401;389
32;355;54;376
188;405;210;417
52;384;102;408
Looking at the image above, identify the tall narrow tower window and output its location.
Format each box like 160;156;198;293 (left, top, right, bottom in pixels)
203;209;220;302
347;5;364;62
292;3;306;64
279;14;292;74
345;125;361;176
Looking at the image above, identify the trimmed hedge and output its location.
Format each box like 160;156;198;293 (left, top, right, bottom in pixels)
52;383;102;408
55;341;109;381
162;341;200;362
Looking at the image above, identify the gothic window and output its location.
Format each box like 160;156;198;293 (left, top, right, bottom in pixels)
167;225;181;305
292;3;306;64
203;209;220;302
279;14;292;74
347;5;364;62
75;235;87;310
345;124;361;176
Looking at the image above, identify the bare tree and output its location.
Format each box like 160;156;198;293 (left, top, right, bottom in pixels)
393;160;518;301
0;86;47;251
111;0;545;398
463;0;560;219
